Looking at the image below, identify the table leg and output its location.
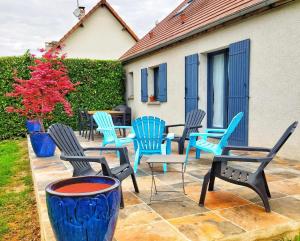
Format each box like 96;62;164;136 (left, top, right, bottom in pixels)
182;164;186;195
122;112;126;137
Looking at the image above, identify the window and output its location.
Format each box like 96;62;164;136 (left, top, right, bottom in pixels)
176;0;193;15
126;72;134;100
207;50;229;128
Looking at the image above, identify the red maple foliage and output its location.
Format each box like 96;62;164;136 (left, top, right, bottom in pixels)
6;49;79;131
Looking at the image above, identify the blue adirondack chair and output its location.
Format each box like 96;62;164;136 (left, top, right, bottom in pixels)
93;112;134;152
185;112;244;162
132;116;174;173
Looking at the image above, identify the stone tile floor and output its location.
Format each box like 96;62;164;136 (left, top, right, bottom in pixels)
28;133;300;241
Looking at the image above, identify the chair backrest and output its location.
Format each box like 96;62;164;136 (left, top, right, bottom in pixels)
219;112;244;148
185;109;206;137
93;112;118;142
133;116;165;152
268;121;298;157
48;124;92;173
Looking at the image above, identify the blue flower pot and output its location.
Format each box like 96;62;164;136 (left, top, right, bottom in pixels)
45;176;120;241
26;120;41;133
29;132;56;157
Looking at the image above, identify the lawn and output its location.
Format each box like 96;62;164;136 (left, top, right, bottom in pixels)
0;139;40;241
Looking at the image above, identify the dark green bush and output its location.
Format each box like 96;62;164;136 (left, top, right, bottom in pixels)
0;53;125;139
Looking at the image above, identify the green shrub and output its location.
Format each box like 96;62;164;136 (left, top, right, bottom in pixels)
0;54;125;139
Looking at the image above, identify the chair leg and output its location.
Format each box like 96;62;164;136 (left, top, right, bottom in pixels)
120;186;124;209
185;143;192;165
208;174;215;191
163;163;167;173
196;149;201;159
133;152;141;173
178;141;184;154
252;184;271;212
199;171;211;206
131;173;139;193
262;171;271;198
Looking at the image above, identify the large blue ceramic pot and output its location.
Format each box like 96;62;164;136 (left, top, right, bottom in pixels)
30;132;56;157
45;176;120;241
25;120;41;133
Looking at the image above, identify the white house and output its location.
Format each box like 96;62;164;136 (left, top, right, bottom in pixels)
51;0;138;60
120;0;300;160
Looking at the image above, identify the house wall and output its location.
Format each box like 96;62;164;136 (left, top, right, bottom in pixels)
124;1;300;160
61;7;136;60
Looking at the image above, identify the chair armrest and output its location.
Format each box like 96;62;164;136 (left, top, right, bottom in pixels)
206;128;227;133
165;124;185;134
114;126;132;129
186;125;202;129
60;155;113;176
83;147;131;166
222;146;271;155
213;155;272;163
190;132;224;138
166;133;175;140
97;127;113;132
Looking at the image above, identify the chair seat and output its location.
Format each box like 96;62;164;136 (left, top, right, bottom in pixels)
219;165;252;183
195;139;219;154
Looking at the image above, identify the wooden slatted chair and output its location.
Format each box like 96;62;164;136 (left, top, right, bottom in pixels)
48;123;139;208
166;109;206;154
199;121;298;212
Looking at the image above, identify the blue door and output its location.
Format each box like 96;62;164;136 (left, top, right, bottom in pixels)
185;54;199;118
228;39;250;145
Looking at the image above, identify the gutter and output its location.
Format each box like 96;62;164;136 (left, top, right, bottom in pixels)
121;0;292;63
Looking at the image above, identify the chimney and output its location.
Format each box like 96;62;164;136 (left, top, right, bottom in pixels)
78;6;85;20
180;13;187;24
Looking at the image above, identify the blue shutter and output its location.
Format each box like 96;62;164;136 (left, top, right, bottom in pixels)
157;63;167;102
185;54;199;118
228;39;250;146
141;68;148;102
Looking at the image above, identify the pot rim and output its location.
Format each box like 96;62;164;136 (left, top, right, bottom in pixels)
45;176;120;197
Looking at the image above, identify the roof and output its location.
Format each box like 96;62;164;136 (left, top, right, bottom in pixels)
52;0;138;50
120;0;281;62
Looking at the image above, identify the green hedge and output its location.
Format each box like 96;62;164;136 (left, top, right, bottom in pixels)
0;53;125;139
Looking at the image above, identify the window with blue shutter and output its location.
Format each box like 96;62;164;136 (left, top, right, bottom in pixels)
228;39;250;146
157;63;167;102
185;54;199;118
141;68;148;102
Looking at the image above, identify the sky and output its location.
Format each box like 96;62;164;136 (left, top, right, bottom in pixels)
0;0;182;56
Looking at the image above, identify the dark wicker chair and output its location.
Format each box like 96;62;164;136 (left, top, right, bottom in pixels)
48;123;139;208
112;105;132;136
199;121;298;212
166;109;206;154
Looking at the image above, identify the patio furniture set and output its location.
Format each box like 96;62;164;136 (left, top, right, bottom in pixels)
49;108;298;213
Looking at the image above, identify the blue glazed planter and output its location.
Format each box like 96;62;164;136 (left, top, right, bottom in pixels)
46;176;120;241
25;120;41;133
30;132;56;157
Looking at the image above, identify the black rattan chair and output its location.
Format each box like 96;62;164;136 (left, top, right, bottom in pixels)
166;109;206;154
199;121;298;212
48;123;139;208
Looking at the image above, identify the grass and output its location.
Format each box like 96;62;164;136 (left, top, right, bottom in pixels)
0;139;40;241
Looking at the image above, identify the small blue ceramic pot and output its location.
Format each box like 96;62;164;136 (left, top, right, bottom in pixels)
25;120;41;133
29;132;56;157
45;176;120;241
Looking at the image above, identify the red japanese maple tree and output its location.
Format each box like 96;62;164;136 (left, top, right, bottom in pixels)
6;49;79;131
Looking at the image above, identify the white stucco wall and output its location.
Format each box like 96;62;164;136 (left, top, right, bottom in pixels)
61;6;137;60
124;1;300;160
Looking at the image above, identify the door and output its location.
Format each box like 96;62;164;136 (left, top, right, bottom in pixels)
185;54;199;118
228;39;250;145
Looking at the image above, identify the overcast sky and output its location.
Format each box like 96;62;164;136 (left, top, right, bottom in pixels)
0;0;183;56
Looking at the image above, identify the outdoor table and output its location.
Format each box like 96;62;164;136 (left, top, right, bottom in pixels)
88;110;127;139
146;154;186;204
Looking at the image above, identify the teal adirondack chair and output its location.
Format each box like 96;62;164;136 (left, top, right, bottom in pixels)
132;116;174;173
185;112;244;162
93;112;134;152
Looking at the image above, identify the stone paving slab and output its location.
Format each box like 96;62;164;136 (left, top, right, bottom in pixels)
28;133;300;241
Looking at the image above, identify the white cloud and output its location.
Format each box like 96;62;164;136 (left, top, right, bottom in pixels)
0;0;182;56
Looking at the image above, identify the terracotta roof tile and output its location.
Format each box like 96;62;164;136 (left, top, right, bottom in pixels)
120;0;275;61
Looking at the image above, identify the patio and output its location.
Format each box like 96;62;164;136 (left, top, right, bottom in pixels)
29;132;300;241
